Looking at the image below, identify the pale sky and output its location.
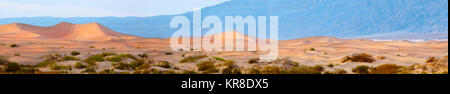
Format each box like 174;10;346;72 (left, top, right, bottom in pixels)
0;0;230;18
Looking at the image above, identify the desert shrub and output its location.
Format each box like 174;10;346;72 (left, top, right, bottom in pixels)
99;69;115;74
74;62;86;69
370;64;403;74
426;56;438;63
157;61;171;68
0;55;9;65
114;62;130;70
352;65;370;74
287;65;324;74
129;60;145;70
197;60;218;73
138;54;149;58
309;48;316;51
49;65;72;70
89;46;95;48
5;62;20;72
260;66;283;74
82;67;96;73
377;56;386;60
249;68;261;74
14;53;21;56
37;61;56;67
180;55;208;63
118;54;139;61
165;52;173;55
326;64;335;67
213;56;227;62
310;65;325;73
100;52;117;57
84;55;105;63
342;53;376;63
62;56;79;61
248;58;260;64
324;69;347;74
222;64;242;74
71;51;80;56
9;44;18;48
107;56;123;62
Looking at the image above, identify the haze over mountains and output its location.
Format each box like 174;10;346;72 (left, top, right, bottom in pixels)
0;0;448;40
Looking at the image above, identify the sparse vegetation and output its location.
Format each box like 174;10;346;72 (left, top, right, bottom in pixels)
197;60;218;73
377;56;386;60
107;56;123;62
9;44;18;48
352;65;370;74
71;51;80;56
309;48;316;51
157;61;171;68
342;53;376;63
74;62;86;69
326;63;335;67
13;53;20;56
165;52;173;55
49;65;72;70
370;64;403;74
180;55;208;63
248;58;260;64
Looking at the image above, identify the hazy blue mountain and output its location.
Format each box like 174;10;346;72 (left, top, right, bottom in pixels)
0;0;448;40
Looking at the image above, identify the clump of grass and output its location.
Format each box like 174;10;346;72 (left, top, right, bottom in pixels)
342;53;376;63
248;58;260;64
14;53;21;56
138;53;149;58
326;63;335;67
165;52;173;55
9;44;18;48
370;64;403;74
107;56;123;62
84;55;105;64
157;61;171;68
352;65;370;74
62;56;79;61
37;54;78;67
5;62;21;72
0;55;9;65
89;46;95;48
309;48;316;51
426;56;438;63
49;65;72;70
71;51;80;56
213;56;227;62
180;55;208;63
74;62;86;69
324;69;347;74
197;60;218;73
377;56;386;60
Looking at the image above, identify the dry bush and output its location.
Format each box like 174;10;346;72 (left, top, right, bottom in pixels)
370;64;404;74
377;56;386;60
425;56;448;73
352;65;370;74
342;53;376;63
180;55;208;63
197;60;218;73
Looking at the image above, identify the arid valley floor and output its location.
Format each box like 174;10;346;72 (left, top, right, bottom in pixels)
0;23;448;74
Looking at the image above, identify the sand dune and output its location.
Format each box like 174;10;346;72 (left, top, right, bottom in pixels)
0;22;139;41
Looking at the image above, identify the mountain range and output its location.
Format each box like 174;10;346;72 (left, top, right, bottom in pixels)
0;0;448;40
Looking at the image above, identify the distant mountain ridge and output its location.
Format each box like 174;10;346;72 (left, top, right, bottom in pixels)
0;0;448;40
